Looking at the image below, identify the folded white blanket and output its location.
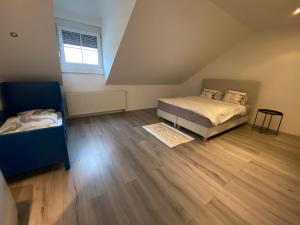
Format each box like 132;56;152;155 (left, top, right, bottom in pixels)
0;109;62;134
159;96;248;126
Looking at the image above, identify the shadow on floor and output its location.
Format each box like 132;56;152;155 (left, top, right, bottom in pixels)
9;184;33;225
16;200;31;225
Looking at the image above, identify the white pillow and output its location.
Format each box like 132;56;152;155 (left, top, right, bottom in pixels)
223;90;248;105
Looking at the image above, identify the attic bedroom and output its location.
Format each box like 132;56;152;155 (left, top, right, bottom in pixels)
0;0;299;225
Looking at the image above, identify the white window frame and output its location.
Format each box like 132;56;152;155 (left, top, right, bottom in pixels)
56;20;104;75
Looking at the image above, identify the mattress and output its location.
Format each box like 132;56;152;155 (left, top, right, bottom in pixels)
158;100;247;128
0;109;62;135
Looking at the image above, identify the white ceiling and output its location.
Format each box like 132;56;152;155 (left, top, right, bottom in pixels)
53;0;300;30
53;0;101;18
210;0;300;29
52;0;300;85
0;0;61;82
106;0;249;84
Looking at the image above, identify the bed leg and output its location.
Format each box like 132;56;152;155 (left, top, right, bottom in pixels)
63;145;71;171
64;159;70;171
173;123;176;128
203;137;208;142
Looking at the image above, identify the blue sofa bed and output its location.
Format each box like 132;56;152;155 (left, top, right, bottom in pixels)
0;81;70;177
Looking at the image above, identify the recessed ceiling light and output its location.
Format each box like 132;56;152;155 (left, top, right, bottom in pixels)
293;8;300;15
10;32;18;38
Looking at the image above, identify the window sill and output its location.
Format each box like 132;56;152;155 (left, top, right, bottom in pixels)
62;71;104;75
61;66;104;75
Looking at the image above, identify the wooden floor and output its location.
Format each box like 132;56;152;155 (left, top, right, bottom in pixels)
8;109;300;225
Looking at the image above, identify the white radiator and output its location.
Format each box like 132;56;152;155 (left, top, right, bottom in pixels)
65;91;127;117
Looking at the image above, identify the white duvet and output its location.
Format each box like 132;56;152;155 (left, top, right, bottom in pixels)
159;96;248;126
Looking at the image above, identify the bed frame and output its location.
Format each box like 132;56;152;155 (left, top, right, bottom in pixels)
0;82;70;177
158;78;260;140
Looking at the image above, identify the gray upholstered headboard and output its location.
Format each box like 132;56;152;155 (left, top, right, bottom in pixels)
201;78;260;107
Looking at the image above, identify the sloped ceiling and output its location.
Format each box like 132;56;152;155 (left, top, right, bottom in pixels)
53;0;300;85
0;0;61;82
97;0;136;79
53;0;101;19
53;0;102;26
106;0;250;84
210;0;300;29
54;0;136;80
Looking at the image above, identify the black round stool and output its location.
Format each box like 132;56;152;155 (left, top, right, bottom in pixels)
252;109;283;135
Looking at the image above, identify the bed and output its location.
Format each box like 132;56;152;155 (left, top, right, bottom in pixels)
157;79;260;140
0;82;70;177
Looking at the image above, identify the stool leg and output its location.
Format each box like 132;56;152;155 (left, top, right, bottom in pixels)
253;111;259;128
276;116;283;136
266;115;273;133
260;114;267;133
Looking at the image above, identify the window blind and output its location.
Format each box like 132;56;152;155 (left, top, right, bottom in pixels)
62;30;98;49
81;34;97;49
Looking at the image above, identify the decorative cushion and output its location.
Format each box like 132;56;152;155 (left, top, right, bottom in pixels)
200;89;217;99
200;89;222;100
213;90;223;100
223;90;248;105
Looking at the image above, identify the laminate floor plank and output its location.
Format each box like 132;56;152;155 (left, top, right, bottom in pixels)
8;109;300;225
205;197;249;225
235;170;300;219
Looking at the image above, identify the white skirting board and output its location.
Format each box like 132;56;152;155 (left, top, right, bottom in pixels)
65;91;127;117
157;109;249;139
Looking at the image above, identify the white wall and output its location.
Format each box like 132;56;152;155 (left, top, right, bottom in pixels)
0;78;3;111
63;74;180;111
54;0;102;26
99;0;136;79
181;26;300;136
56;7;181;112
54;0;136;79
0;171;17;225
54;7;101;27
0;0;61;82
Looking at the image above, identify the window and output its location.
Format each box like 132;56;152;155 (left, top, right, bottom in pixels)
56;19;103;74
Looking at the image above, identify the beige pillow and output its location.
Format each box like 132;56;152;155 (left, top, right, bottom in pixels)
200;89;223;100
200;89;217;99
212;90;223;100
223;90;248;105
